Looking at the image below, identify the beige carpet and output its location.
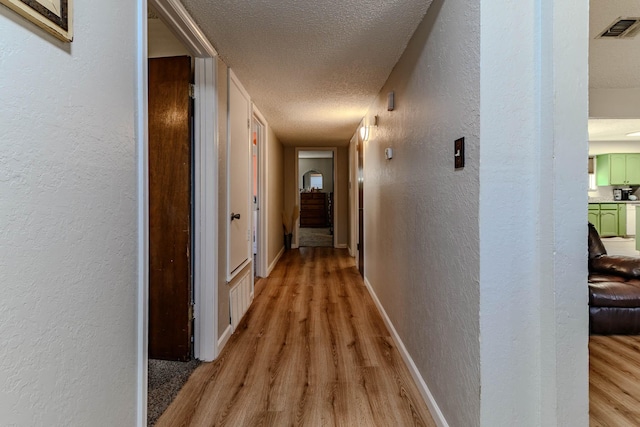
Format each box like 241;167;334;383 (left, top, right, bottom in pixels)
298;227;333;247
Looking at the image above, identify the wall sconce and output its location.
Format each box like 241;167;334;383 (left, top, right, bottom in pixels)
359;125;370;141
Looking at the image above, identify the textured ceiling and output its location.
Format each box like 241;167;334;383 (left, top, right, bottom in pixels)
590;0;640;89
180;0;433;146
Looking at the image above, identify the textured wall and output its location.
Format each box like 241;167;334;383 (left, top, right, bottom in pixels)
362;0;481;425
267;127;284;267
0;1;137;425
479;0;589;425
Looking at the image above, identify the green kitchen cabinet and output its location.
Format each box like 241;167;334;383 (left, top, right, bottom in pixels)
626;154;640;184
588;204;600;231
619;204;627;236
589;203;628;236
599;204;619;237
596;153;640;186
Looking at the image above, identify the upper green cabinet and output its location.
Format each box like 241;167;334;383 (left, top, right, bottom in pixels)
596;153;640;186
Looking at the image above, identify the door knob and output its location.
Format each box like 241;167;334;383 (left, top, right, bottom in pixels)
230;213;241;221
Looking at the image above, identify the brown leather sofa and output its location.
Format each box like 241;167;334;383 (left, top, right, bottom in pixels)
589;222;640;334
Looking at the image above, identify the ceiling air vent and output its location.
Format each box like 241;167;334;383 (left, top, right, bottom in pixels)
597;17;640;39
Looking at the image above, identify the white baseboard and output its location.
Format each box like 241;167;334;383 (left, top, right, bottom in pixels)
336;243;348;249
267;246;285;276
217;324;233;354
363;277;449;427
292;243;299;249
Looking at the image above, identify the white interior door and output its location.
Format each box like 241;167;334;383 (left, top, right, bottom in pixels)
228;75;251;277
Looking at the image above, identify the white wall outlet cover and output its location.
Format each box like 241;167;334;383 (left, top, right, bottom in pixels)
385;147;393;160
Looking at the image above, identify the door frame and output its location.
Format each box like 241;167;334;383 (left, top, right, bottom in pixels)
294;147;338;248
252;106;269;278
137;0;219;425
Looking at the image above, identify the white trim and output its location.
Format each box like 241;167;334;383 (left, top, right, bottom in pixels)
136;3;149;426
193;57;218;362
267;246;285;276
336;243;348;249
294;146;339;248
252;106;269;278
363;277;449;427
229;258;251;281
149;0;217;58
217;324;233;353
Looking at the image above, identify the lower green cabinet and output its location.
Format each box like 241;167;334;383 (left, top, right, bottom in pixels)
589;205;600;231
599;207;619;237
619;204;627;236
589;203;627;237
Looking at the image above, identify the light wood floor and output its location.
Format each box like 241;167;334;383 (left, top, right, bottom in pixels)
156;247;436;426
590;336;640;426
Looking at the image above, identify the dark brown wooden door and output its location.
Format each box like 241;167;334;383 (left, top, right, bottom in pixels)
148;56;192;361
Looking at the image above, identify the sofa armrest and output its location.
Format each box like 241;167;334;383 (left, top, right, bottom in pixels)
590;255;640;280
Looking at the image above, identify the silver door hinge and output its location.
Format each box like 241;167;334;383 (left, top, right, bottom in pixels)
189;84;196;99
247;119;250;129
189;303;195;321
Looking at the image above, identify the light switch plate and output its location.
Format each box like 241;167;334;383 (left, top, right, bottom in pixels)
454;137;465;169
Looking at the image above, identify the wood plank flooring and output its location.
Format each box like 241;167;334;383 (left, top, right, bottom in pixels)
156;248;436;426
590;336;640;426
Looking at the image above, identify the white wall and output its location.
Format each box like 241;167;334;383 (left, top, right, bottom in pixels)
479;0;589;425
0;2;138;425
361;0;481;424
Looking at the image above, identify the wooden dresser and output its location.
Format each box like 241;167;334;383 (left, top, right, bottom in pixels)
300;192;327;227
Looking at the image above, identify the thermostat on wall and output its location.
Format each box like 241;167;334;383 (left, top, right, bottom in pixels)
387;91;395;111
384;147;393;160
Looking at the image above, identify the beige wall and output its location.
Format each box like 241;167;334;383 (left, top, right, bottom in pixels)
337;147;349;247
283;147;298;243
361;0;480;425
148;16;190;58
217;59;230;338
267;127;285;269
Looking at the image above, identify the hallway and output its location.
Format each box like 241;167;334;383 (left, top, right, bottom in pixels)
155;248;435;426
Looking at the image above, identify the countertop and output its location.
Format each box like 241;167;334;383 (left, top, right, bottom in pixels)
589;198;640;204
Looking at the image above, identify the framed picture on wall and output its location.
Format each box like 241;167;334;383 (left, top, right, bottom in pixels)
0;0;73;42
